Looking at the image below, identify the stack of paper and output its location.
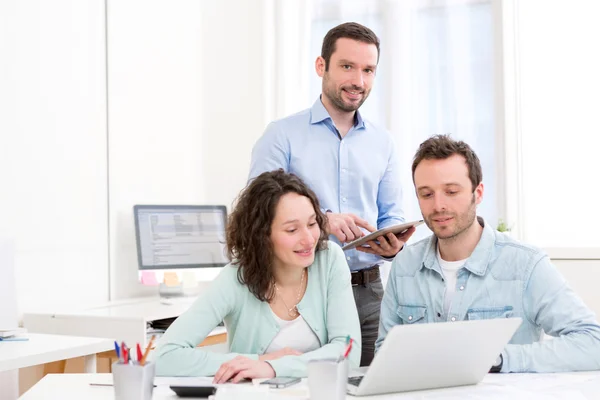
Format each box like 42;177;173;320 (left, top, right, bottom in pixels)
0;327;28;341
0;327;26;339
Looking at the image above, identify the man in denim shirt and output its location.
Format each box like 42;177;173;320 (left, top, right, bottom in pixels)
376;134;600;372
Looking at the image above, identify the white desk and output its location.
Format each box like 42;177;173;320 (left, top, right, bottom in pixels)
18;372;600;399
0;333;114;373
23;296;225;347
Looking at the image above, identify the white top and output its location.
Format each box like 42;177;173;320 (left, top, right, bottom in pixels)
0;333;114;372
264;310;320;354
19;371;600;399
437;246;467;316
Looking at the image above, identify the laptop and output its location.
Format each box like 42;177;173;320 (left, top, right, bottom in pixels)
347;317;522;396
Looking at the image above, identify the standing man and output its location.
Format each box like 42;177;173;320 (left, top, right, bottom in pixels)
376;135;600;372
249;22;413;366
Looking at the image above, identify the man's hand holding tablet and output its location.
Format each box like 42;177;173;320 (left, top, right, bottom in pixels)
342;220;424;257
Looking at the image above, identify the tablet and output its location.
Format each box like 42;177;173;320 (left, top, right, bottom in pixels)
169;385;217;398
341;220;424;250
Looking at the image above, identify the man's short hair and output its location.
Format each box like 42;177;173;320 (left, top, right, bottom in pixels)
321;22;380;71
412;134;483;191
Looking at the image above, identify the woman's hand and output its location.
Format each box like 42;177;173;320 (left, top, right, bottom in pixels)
213;356;276;384
259;347;302;361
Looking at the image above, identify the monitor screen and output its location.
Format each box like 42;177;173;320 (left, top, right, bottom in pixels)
134;205;229;270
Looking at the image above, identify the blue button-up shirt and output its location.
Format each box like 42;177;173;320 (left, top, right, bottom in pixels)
249;98;405;271
376;217;600;372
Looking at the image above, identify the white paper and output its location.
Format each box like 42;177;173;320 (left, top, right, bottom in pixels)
89;374;239;388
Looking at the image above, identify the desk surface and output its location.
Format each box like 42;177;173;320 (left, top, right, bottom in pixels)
19;372;600;399
0;333;114;372
23;296;225;347
26;296;198;322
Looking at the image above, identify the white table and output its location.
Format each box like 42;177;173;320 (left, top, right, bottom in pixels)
0;333;114;373
18;372;600;399
23;296;226;348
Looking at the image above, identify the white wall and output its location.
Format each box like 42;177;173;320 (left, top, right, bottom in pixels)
107;0;207;300
107;0;269;300
0;0;272;309
0;241;18;399
555;259;600;319
199;1;269;207
0;0;109;314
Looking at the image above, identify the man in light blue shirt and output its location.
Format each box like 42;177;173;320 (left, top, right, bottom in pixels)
249;23;413;365
376;134;600;372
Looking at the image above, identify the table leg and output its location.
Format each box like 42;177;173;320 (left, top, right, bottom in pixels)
83;354;97;373
0;370;18;399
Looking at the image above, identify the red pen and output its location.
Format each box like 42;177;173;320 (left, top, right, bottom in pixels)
136;343;143;363
342;338;353;359
120;341;126;363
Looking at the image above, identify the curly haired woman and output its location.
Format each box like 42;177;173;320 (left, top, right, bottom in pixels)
154;170;361;382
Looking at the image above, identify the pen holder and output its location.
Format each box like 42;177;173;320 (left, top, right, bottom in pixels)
112;361;155;400
307;358;348;400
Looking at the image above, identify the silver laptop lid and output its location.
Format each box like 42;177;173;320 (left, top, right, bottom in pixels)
351;317;522;396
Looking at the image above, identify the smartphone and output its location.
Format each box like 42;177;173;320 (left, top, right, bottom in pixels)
260;377;301;388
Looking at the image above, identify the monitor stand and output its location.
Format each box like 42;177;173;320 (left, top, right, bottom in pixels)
157;281;203;303
158;283;184;298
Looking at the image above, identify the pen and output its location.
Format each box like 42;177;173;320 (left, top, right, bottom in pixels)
342;338;353;360
137;343;143;362
140;335;155;366
90;383;157;388
122;345;128;364
114;341;121;360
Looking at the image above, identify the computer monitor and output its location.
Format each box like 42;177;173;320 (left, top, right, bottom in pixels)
133;205;229;271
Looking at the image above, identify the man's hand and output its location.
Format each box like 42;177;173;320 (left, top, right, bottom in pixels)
213;356;276;384
259;347;302;361
356;226;416;258
326;213;376;243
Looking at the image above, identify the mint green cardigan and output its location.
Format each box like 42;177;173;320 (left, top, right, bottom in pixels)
154;241;361;377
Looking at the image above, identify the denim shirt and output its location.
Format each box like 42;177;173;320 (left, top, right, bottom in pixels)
376;217;600;373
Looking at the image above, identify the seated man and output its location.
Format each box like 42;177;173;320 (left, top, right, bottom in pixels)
376;134;600;373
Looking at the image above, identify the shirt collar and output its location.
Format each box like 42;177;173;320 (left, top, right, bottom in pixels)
422;217;494;277
310;96;365;129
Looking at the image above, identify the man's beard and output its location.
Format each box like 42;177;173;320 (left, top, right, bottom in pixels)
322;75;369;112
426;194;477;241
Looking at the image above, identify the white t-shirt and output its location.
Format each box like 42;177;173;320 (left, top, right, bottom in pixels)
437;246;467;316
264;309;321;354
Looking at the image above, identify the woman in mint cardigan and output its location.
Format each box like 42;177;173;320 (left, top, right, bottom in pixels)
154;170;361;382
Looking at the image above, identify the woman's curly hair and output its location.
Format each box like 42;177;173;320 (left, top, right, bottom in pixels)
226;170;329;302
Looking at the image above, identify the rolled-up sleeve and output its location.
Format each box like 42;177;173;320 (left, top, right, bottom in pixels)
503;256;600;372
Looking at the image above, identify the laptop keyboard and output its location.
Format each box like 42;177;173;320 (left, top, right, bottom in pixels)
348;376;364;387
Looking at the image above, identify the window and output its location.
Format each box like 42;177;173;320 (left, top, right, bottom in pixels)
308;0;499;240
